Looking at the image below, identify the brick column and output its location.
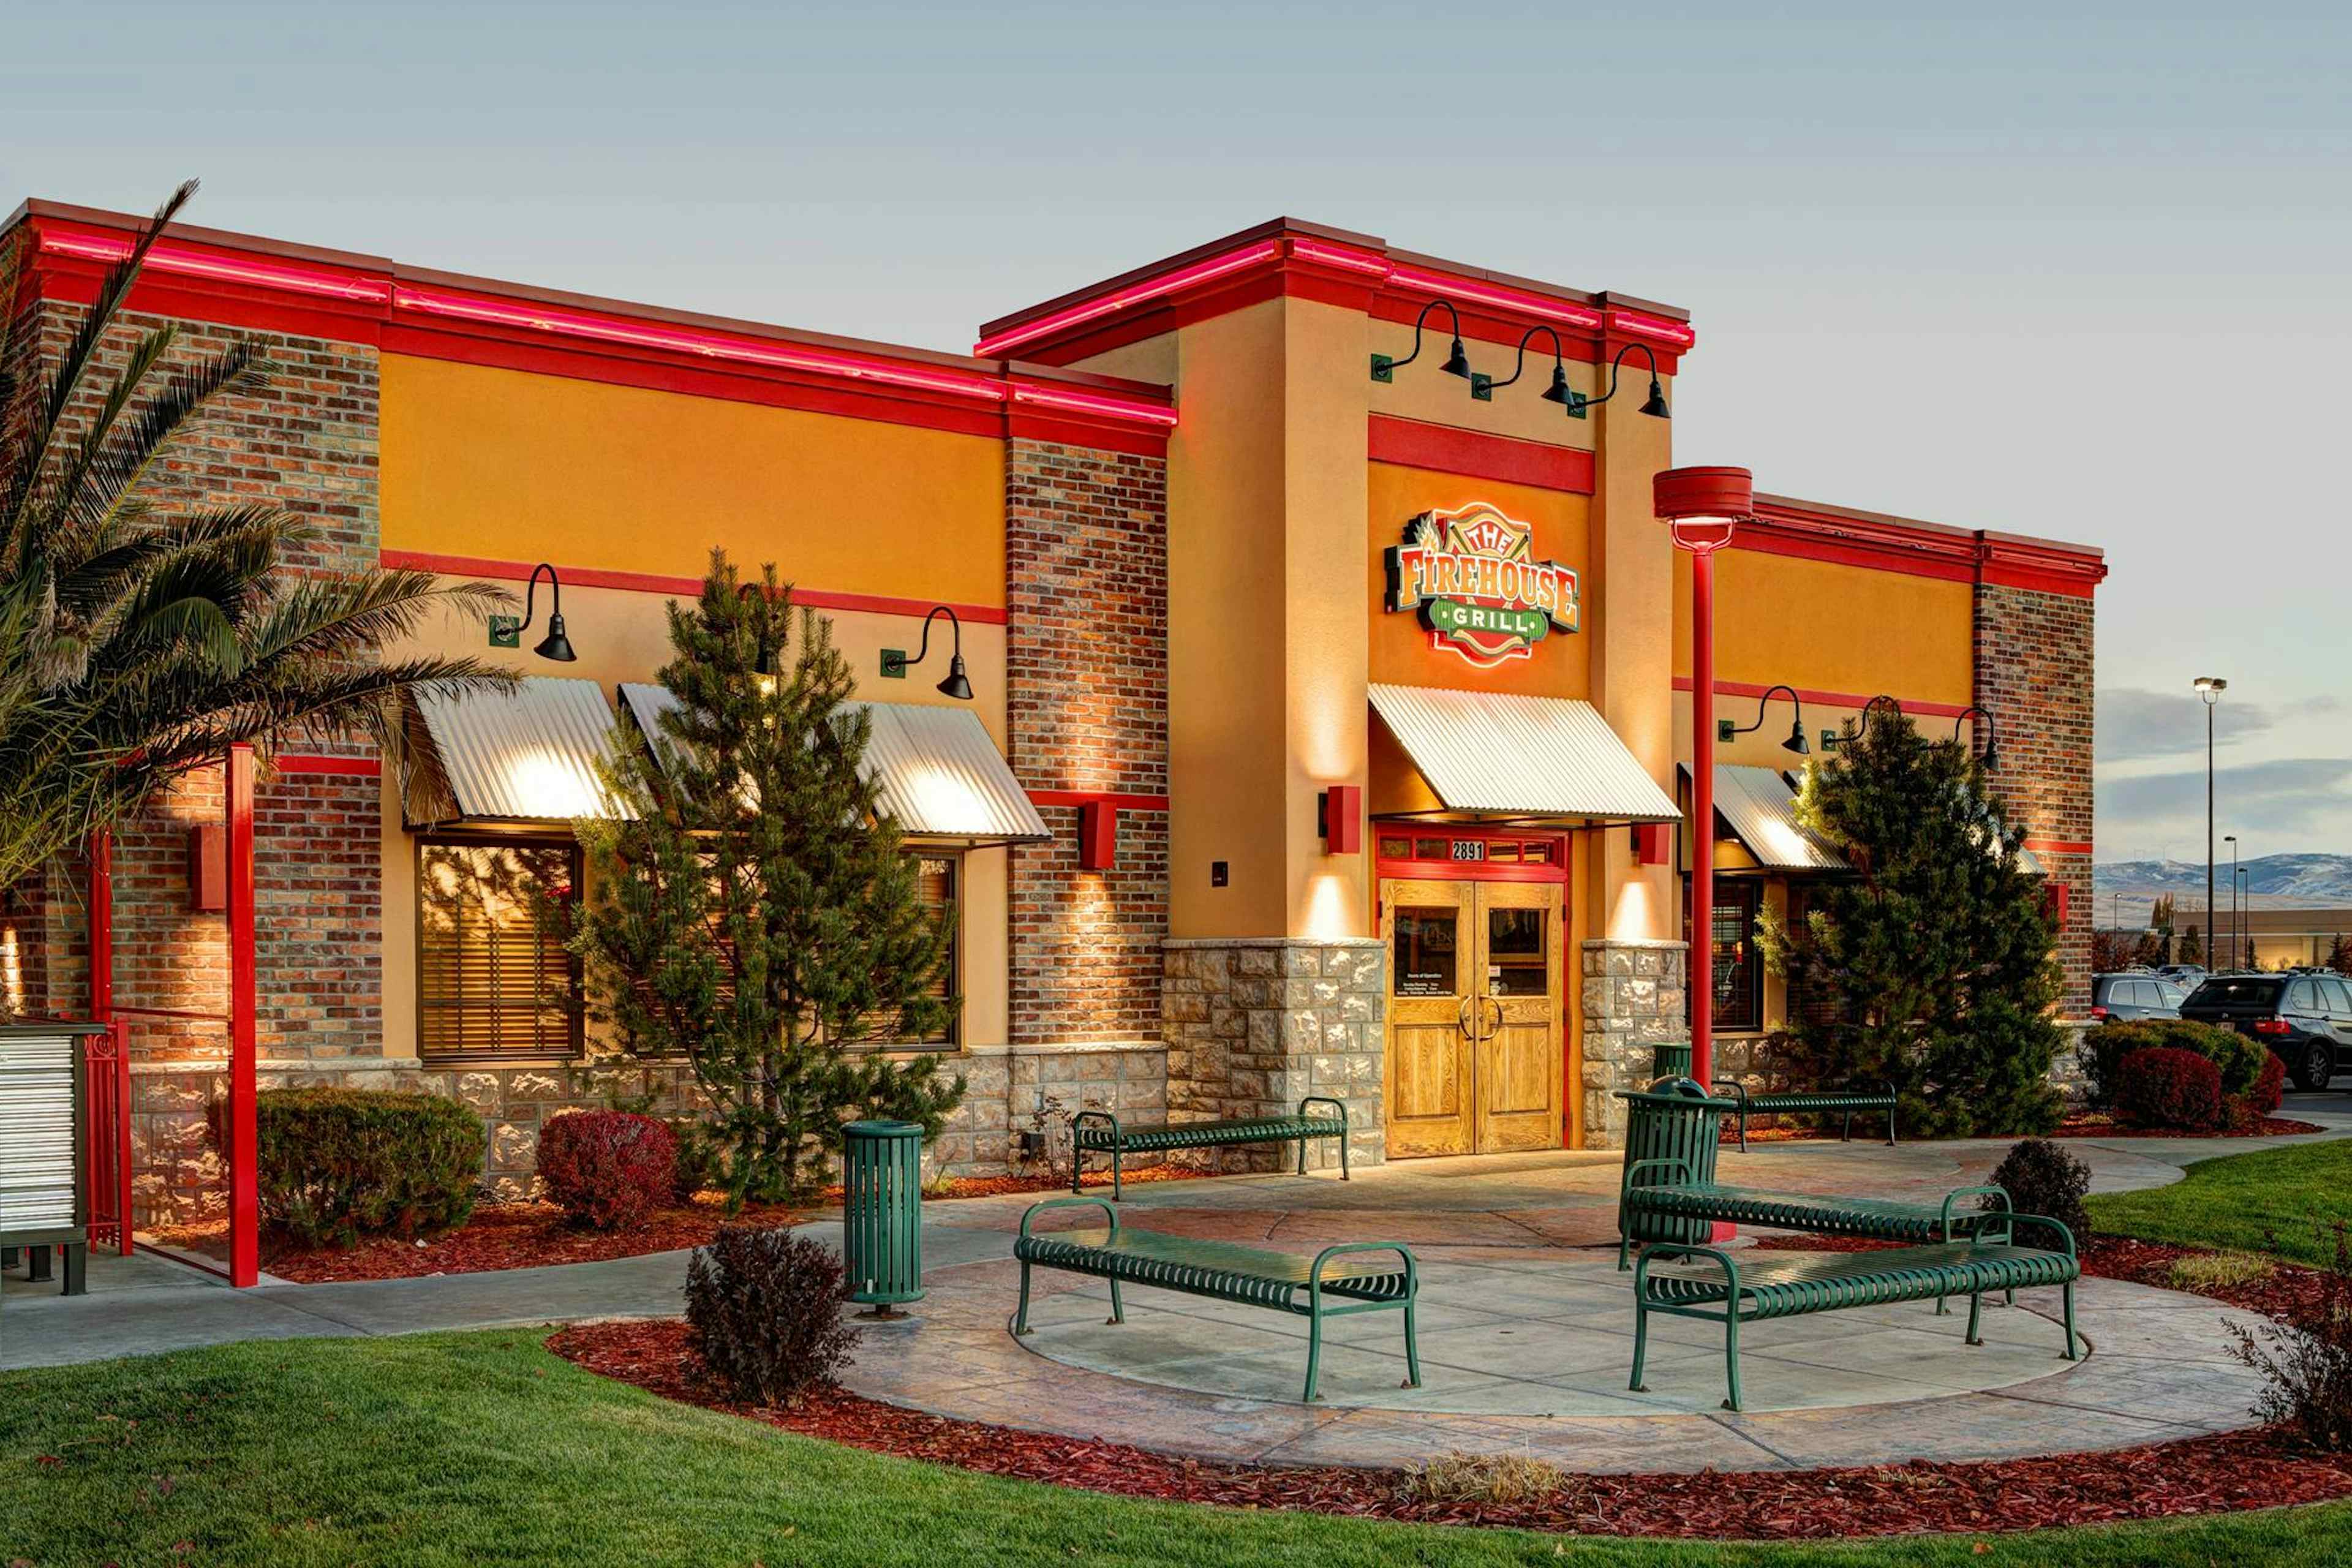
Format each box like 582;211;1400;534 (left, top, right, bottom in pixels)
1973;579;2095;1016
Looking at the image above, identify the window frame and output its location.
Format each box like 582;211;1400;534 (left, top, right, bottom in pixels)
414;832;585;1066
1706;878;1766;1035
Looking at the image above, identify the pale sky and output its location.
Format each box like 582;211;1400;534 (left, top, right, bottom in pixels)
6;1;2346;864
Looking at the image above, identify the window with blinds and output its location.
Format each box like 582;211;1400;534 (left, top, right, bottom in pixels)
883;853;959;1049
417;839;582;1060
1710;881;1763;1033
1782;882;1850;1029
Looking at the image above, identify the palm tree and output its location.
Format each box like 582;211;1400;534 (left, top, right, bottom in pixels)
0;181;514;898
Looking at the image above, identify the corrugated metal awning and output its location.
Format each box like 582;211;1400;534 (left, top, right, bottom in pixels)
619;685;1050;845
1706;764;1848;872
1368;684;1679;823
406;677;633;824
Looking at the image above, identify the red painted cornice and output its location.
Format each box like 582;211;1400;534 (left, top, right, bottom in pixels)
972;218;1695;372
1748;494;2106;597
7;199;1174;450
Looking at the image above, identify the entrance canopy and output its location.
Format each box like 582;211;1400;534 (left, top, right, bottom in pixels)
1702;764;1847;872
404;677;634;826
619;684;1049;846
1368;684;1679;824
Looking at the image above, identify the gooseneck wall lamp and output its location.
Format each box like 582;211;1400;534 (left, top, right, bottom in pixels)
1471;325;1575;408
1718;684;1809;755
1566;343;1671;421
488;563;577;662
1369;299;1472;384
1954;705;2000;772
882;606;974;699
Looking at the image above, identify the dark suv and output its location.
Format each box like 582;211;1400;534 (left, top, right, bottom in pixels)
2091;972;2188;1022
2180;973;2352;1091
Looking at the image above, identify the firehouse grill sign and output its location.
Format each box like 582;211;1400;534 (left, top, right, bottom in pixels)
1384;502;1580;668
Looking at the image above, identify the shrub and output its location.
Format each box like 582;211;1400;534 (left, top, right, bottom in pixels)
536;1110;676;1231
2114;1046;2226;1132
1985;1137;2093;1248
222;1088;484;1249
1398;1452;1570;1506
2242;1052;2288;1123
2230;1222;2352;1450
685;1226;858;1404
667;1116;728;1204
2081;1019;2265;1106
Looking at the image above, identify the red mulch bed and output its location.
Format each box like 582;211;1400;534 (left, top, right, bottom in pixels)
1724;1110;2321;1145
548;1318;2352;1540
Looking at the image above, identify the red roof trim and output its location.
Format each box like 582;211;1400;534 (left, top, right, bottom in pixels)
1366;415;1596;495
1747;494;2106;597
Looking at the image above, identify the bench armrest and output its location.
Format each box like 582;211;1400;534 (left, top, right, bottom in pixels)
1070;1109;1122;1145
1634;1242;1742;1302
1709;1078;1752;1107
1621;1157;1695;1194
1999;1212;2077;1259
1019;1196;1120;1242
1939;1185;2011;1239
1308;1240;1417;1298
1297;1095;1349;1128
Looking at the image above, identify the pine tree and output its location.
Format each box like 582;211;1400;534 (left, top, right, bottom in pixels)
569;552;965;1204
1757;708;2064;1137
2326;933;2352;978
2182;923;2204;965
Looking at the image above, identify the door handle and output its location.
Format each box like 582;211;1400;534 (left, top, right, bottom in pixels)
1483;997;1505;1041
1456;994;1476;1039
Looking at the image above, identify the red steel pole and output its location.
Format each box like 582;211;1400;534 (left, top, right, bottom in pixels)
227;745;258;1288
1691;548;1716;1085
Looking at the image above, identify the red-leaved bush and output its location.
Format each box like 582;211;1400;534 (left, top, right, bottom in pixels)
2114;1046;2225;1132
537;1110;677;1231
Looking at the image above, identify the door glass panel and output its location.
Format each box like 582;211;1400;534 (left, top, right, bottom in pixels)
1487;907;1549;997
1393;907;1460;997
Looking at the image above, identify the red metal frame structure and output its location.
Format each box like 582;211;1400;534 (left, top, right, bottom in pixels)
1654;466;1757;1087
81;748;261;1286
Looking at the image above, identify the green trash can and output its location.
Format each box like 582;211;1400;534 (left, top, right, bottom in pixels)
842;1120;924;1316
1651;1041;1693;1083
1612;1079;1734;1260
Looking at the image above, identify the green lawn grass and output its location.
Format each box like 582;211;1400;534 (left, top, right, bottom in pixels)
2087;1137;2352;1265
1;1331;2347;1566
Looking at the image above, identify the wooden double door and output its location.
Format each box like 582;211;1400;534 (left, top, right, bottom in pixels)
1381;878;1566;1158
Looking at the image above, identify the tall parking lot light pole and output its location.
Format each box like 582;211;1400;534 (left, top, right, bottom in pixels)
2195;677;2226;968
1655;466;1756;1085
2225;835;2240;970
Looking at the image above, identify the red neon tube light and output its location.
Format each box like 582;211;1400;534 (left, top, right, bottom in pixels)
1606;307;1696;351
39;230;393;304
1009;381;1178;427
1387;263;1605;333
973;239;1283;356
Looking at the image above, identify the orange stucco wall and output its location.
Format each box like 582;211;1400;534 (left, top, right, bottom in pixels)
379;353;1006;607
1673;549;1973;706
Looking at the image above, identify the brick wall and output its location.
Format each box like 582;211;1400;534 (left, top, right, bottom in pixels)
1973;581;2095;1014
1004;438;1170;1047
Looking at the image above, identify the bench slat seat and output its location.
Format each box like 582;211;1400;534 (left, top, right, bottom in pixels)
1071;1098;1348;1199
1711;1080;1897;1152
1639;1242;2078;1318
1012;1199;1419;1402
1624;1184;2004;1244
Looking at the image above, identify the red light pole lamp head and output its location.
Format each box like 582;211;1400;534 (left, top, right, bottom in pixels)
1653;466;1753;552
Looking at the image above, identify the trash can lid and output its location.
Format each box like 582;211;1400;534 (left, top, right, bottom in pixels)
843;1119;925;1138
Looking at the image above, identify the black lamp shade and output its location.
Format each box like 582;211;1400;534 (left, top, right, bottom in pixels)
535;613;577;663
1784;718;1810;755
937;653;973;701
1640;376;1671;419
1541;364;1572;405
1981;737;1999;772
1441;337;1472;379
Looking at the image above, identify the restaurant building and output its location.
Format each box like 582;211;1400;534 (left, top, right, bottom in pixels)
1;202;2105;1219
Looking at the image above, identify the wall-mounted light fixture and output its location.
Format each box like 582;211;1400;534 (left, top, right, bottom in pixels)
1954;704;2000;772
1561;344;1670;420
488;564;577;662
1370;299;1472;385
1317;785;1363;854
1470;325;1576;409
1822;695;1903;751
1717;683;1809;755
880;606;973;699
1079;801;1118;870
1632;821;1672;865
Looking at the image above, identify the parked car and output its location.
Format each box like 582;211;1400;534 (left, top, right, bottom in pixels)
2155;963;2208;984
2180;973;2352;1091
2091;972;2188;1023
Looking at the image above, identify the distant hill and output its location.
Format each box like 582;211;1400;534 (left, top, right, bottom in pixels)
2095;853;2352;923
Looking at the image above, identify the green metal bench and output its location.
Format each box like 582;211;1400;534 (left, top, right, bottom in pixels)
1071;1096;1348;1200
1615;1081;2006;1295
1012;1196;1419;1403
1711;1078;1898;1152
1630;1213;2082;1411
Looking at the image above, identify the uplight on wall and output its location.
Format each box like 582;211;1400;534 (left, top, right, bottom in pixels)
1316;785;1363;854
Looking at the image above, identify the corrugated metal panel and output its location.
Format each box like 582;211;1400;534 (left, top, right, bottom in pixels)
0;1030;78;1232
413;677;631;823
1711;765;1849;872
619;685;1050;843
1367;684;1680;821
